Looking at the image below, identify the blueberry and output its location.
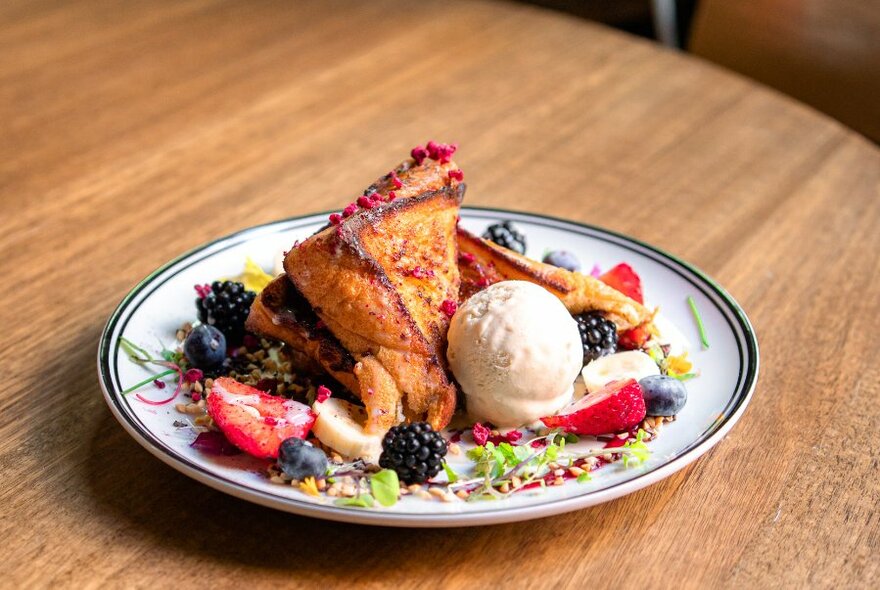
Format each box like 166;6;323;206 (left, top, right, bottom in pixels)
639;375;688;416
542;250;581;272
278;438;329;480
183;324;227;369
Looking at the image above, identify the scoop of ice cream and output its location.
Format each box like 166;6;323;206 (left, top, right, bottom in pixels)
446;281;583;427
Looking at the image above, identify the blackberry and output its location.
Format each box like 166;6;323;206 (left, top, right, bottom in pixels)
483;221;526;254
574;312;618;364
378;422;448;484
196;281;256;344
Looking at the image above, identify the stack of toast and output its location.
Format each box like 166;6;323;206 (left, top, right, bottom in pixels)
246;145;650;434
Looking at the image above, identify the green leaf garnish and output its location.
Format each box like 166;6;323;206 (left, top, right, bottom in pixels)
466;445;485;462
334;494;375;508
491;446;508;478
514;445;532;462
687;296;710;349
497;442;520;466
672;372;697;382
576;472;591;483
470;442;499;478
622;429;650;468
442;461;459;484
369;469;400;507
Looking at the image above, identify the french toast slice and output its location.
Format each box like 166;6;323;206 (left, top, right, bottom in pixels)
284;178;464;433
245;275;359;393
362;151;459;201
456;227;650;331
249;276;398;426
247;151;463;434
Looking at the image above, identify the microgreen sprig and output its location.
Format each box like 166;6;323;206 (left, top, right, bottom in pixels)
120;337;152;363
118;337;187;405
121;369;177;394
454;429;652;501
687;296;710;349
621;429;650;468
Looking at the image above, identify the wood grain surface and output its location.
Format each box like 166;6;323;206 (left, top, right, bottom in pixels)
690;0;880;143
1;1;878;588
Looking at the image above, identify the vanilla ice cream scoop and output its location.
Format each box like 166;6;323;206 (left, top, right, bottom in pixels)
446;281;583;427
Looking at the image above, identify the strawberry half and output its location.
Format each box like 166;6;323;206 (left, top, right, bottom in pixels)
540;379;646;435
618;323;651;350
600;263;643;304
207;377;316;459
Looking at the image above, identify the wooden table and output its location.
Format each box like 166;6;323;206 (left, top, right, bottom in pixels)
3;1;878;587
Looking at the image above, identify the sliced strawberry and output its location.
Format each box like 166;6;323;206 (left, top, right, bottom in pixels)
207;377;315;459
619;323;651;350
600;263;643;304
540;379;646;435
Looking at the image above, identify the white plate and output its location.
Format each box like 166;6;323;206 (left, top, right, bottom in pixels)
98;208;759;527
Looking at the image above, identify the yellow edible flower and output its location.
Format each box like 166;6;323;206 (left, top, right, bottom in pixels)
227;257;274;293
299;476;321;497
666;352;693;376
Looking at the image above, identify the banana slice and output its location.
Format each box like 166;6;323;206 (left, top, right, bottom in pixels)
582;350;660;393
312;398;383;462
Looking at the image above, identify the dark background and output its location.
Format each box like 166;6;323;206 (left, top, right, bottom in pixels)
522;0;880;143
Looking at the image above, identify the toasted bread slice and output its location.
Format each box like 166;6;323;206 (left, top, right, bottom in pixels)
284;181;464;432
247;154;463;434
245;275;359;392
456;227;650;330
363;154;459;201
249;276;403;428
